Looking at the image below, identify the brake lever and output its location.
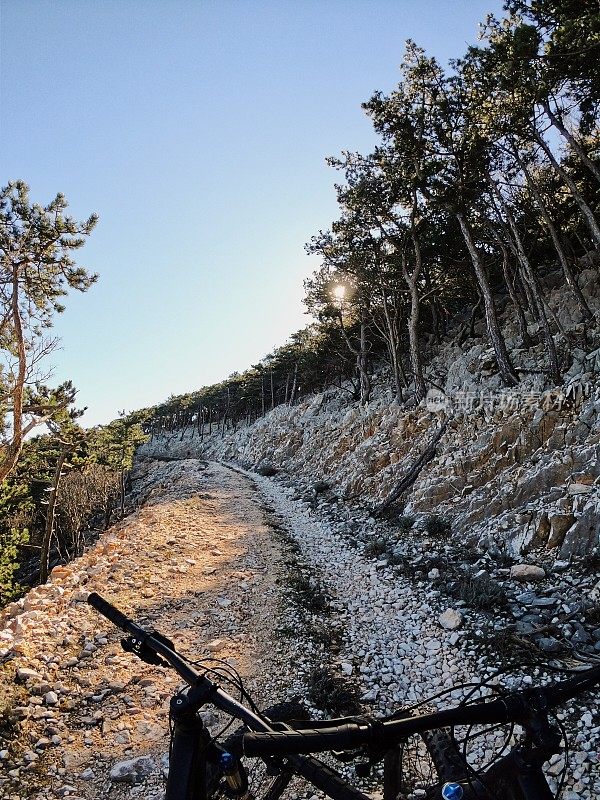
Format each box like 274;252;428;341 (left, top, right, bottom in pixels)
121;629;174;668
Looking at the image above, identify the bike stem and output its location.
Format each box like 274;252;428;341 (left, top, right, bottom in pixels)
166;686;214;800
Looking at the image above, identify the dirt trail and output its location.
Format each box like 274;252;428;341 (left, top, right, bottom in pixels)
0;460;297;800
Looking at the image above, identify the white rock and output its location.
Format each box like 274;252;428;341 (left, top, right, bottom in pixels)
439;609;463;630
510;564;546;582
567;483;593;495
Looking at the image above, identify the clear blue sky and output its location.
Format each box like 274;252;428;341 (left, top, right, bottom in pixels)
1;0;502;425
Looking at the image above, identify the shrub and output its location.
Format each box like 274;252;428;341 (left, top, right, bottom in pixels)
425;514;451;538
308;667;361;715
0;527;29;606
288;573;329;613
395;514;416;533
364;537;389;559
454;573;508;611
256;463;278;477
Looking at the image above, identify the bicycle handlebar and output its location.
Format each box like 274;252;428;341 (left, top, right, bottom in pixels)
245;667;600;757
243;698;519;756
88;592;137;633
87;591;201;684
87;592;600;761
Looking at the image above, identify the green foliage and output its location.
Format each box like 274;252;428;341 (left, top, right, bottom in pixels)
88;415;148;472
0;527;29;605
0;181;97;483
0;482;31;604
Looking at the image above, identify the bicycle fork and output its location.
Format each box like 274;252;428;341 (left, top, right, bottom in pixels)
166;691;212;800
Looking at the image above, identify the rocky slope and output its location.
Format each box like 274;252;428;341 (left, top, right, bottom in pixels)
141;266;600;561
1;458;598;800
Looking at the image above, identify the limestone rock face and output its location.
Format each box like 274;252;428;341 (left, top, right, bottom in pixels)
138;264;600;560
560;502;600;558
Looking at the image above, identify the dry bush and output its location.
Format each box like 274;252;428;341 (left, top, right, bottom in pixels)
55;465;120;558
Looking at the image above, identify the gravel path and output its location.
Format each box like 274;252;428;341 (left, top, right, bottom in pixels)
0;459;597;800
242;465;599;800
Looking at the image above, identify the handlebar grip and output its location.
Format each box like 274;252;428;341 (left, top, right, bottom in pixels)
244;724;368;757
87;592;132;632
543;665;600;707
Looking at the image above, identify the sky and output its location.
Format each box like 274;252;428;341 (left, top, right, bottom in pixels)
1;0;503;426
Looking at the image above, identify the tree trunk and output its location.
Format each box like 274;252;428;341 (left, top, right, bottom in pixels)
542;98;600;185
534;128;600;247
357;307;371;405
270;370;275;410
379;282;405;403
104;493;114;530
0;268;27;483
39;450;67;583
455;212;519;386
513;144;593;320
493;232;532;346
490;184;562;384
375;422;447;517
404;229;426;402
120;469;126;518
289;362;299;406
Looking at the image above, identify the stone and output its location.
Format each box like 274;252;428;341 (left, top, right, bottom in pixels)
109;755;155;784
560;502;600;558
44;691;59;706
537;637;562;654
567;483;593;495
537;512;551;541
16;667;42;683
546;513;575;549
360;688;378;702
438;609;463;631
510;564;546;582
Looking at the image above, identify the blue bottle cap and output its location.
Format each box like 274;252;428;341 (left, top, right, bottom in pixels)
441;783;464;800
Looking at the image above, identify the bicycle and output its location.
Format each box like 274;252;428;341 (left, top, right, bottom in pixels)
87;592;600;800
